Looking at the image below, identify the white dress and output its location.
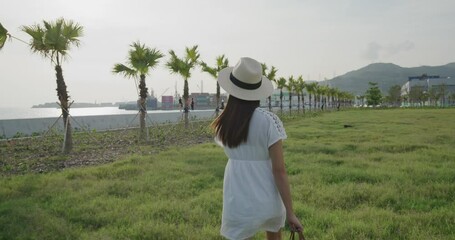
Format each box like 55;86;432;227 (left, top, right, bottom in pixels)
216;108;287;240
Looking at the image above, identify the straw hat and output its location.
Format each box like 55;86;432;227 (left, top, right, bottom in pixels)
217;57;273;101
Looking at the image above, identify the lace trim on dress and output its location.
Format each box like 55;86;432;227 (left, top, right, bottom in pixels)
256;108;287;139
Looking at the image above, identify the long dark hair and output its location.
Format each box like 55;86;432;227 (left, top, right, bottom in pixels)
212;95;259;148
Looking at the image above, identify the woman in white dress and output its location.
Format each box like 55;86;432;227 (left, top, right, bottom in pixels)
212;57;303;239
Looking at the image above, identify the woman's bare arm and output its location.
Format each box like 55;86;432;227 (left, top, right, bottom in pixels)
269;140;303;231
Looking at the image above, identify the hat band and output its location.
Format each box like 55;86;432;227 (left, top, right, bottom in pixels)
230;73;262;90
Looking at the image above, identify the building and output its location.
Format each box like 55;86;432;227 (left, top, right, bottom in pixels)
161;96;174;110
401;75;455;106
189;93;211;108
118;94;158;110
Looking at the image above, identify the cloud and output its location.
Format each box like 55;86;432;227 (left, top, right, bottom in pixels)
363;40;415;61
385;40;415;56
363;42;382;61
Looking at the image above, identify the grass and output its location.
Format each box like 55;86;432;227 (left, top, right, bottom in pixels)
1;108;455;239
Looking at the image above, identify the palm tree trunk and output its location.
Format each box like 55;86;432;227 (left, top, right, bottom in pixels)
280;89;283;115
55;65;72;154
318;95;321;109
268;96;272;112
313;95;317;110
138;74;148;140
302;94;305;114
322;96;326;110
327;95;330;109
309;93;312;111
297;94;301;114
216;82;220;116
289;93;292;115
326;95;329;109
183;79;189;127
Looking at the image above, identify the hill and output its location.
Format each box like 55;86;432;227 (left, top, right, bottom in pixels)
324;62;455;95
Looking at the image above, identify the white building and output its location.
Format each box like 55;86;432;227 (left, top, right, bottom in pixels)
401;75;455;106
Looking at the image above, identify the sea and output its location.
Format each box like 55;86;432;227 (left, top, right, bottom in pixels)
0;107;217;138
0;107;187;120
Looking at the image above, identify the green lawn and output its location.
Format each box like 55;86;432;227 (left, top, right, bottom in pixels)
1;108;454;239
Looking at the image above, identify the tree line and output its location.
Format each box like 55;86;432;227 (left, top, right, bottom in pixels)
360;81;455;108
1;18;354;153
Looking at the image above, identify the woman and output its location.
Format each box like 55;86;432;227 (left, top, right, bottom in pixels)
213;57;303;239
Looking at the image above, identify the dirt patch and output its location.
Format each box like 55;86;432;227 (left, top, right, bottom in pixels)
0;121;213;175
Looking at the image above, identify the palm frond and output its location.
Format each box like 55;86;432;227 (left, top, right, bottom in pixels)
61;19;83;48
113;63;137;79
267;66;278;81
166;50;183;74
261;63;268;76
261;63;278;82
145;48;164;69
200;54;229;80
185;45;200;66
200;61;217;78
21;24;50;58
287;75;296;91
21;18;83;64
216;55;229;70
276;77;287;89
0;23;9;50
127;41;164;75
295;75;305;92
129;41;148;74
166;48;191;79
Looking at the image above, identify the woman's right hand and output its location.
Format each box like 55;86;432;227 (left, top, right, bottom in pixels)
287;213;303;232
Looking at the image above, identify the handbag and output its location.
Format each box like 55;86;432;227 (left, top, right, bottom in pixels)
289;230;306;240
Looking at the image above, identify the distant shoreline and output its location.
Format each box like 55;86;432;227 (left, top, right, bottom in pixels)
0;109;216;138
32;102;119;108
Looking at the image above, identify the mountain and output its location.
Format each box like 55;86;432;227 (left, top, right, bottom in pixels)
323;62;455;96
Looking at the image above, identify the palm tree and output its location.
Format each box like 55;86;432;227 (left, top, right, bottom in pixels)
339;92;346;108
276;77;287;115
437;83;448;107
326;86;332;109
333;89;340;109
304;82;310;111
325;86;331;108
200;55;229;116
166;45;200;126
311;83;320;110
262;63;278;111
346;92;355;107
306;82;318;111
294;76;305;114
315;85;324;110
22;18;83;154
286;76;296;115
329;87;338;109
449;93;455;106
113;41;164;140
319;85;330;110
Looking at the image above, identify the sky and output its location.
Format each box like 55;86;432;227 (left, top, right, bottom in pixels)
1;0;454;108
